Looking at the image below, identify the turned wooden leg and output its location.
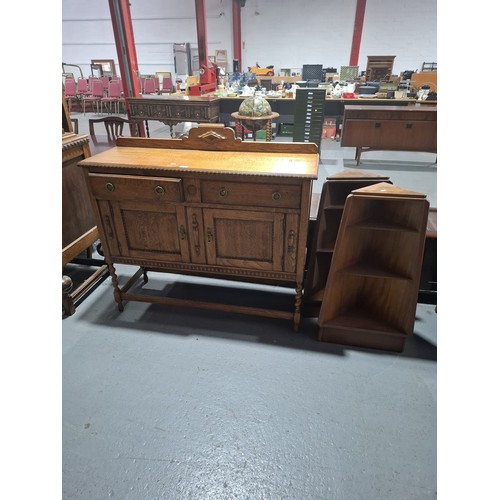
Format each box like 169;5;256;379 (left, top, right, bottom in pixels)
108;262;124;312
266;120;272;141
62;275;75;316
235;121;242;140
293;283;302;332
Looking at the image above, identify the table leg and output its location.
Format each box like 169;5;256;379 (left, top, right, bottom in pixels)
266;120;272;141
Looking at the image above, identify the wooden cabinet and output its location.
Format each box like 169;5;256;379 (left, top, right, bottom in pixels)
318;183;429;352
341;105;437;164
62;94;108;316
365;56;395;81
79;125;318;330
303;169;390;317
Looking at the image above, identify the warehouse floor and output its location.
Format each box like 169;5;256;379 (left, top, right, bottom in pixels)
62;111;437;499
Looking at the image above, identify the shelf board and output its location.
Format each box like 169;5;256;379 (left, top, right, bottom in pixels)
349;220;419;233
320;312;406;336
336;264;412;280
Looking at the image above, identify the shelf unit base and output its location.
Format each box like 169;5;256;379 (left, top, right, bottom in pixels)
318;324;408;352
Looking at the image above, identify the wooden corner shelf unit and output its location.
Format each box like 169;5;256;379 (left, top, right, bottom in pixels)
317;182;429;352
303;169;391;317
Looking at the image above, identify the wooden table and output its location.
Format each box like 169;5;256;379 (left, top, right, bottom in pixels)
125;94;421;138
127;94;220;137
78;124;318;331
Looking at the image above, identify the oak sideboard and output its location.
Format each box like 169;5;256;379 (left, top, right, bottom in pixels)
78;125;318;330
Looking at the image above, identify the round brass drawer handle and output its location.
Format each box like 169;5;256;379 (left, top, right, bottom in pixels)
155;185;165;195
219;187;228;197
105;182;115;192
272;191;282;201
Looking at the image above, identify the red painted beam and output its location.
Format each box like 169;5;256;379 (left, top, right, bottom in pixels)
195;0;209;68
349;0;367;66
108;0;145;136
232;0;242;71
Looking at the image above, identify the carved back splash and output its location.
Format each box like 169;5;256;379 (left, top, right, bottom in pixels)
116;124;318;154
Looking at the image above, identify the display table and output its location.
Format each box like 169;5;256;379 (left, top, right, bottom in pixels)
79;125;318;331
124;94;420;138
127;94;220;137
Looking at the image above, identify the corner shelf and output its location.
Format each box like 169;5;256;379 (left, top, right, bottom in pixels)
303;169;390;317
317;182;429;352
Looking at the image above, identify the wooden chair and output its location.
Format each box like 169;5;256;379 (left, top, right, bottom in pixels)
88;115;132;141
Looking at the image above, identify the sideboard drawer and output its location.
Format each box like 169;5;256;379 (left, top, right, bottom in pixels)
88;173;183;202
200;180;301;209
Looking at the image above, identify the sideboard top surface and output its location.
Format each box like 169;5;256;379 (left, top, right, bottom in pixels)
128;94;220;103
79;146;319;178
344;105;437;113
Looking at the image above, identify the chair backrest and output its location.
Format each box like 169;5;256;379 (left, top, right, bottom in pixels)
139;76;146;93
100;76;110;91
162;76;173;92
88;116;131;141
90;79;104;98
107;81;121;98
112;77;124;94
152;76;160;92
88;76;99;93
64;79;76;97
143;77;155;94
77;77;88;94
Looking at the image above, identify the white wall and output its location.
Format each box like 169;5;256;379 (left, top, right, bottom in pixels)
62;0;436;79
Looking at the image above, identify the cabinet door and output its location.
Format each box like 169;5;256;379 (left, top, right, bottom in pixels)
95;199;190;263
203;208;291;272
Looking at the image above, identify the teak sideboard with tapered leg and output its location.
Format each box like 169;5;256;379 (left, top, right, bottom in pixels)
78;125;318;330
340;105;437;165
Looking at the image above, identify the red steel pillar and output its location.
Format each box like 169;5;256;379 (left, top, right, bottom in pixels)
232;0;242;71
194;0;209;69
108;0;145;136
349;0;367;66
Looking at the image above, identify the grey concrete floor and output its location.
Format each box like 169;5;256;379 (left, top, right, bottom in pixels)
62;112;437;499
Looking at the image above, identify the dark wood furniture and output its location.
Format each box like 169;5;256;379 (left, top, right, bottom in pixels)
219;95;418;127
341;105;437;164
78;125;318;331
419;207;437;305
365;56;396;81
127;95;220;137
318;183;429;352
123;94;419;140
303;169;391;317
89;115;132;139
62;95;108;315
